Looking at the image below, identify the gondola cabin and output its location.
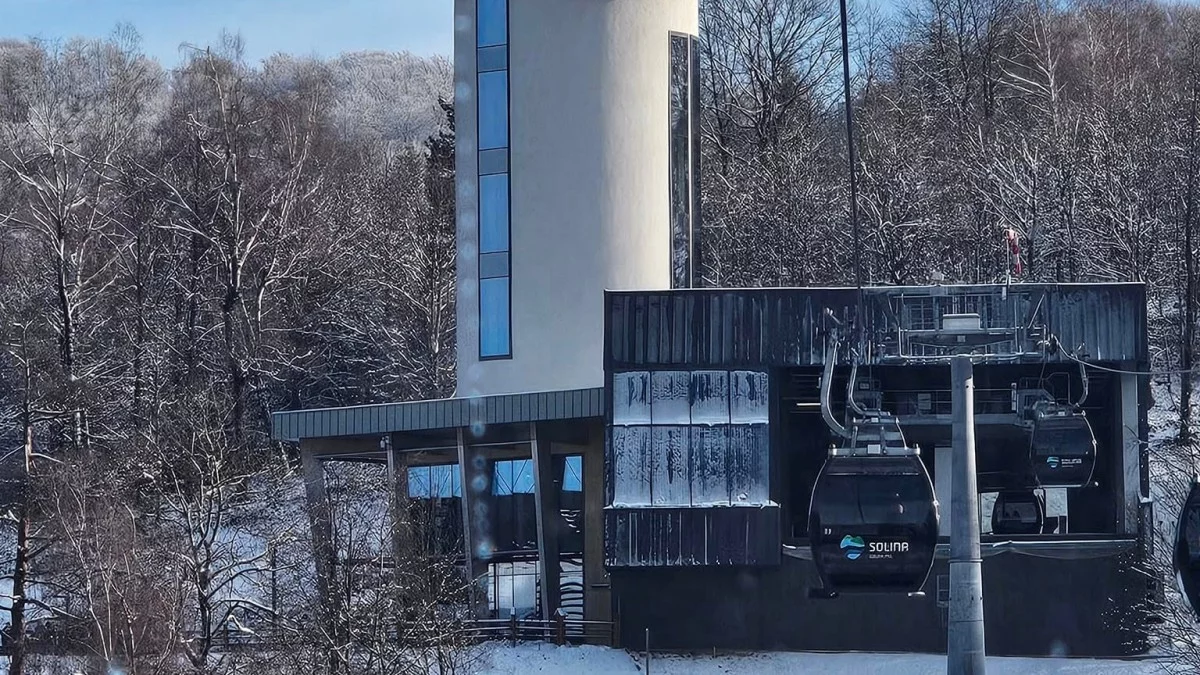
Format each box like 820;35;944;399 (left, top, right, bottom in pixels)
1029;404;1097;488
992;490;1046;535
808;451;939;594
1174;481;1200;618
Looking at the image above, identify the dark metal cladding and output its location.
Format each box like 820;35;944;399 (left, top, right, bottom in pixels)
608;550;1149;656
605;283;1148;370
1174;482;1200;618
604;506;782;567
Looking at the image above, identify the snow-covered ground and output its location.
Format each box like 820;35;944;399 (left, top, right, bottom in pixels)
469;643;1168;674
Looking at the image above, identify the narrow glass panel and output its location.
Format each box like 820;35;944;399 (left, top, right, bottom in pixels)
477;0;508;47
480;276;511;358
493;460;513;495
512;459;535;493
479;173;510;253
478;70;509;150
669;34;691;289
689;35;703;283
563;456;582;492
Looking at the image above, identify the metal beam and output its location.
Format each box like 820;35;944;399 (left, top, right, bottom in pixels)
456;428;482;617
531;422;560;621
386;443;410;564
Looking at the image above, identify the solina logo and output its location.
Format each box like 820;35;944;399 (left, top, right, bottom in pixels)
1046;456;1061;469
840;535;865;560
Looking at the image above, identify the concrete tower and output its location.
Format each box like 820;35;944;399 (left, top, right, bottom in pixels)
454;0;701;398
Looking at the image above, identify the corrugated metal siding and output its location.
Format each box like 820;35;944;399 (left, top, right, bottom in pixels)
606;283;1147;369
604;505;781;567
270;387;604;441
1042;285;1148;363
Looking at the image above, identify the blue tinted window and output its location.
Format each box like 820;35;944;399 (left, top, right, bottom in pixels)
408;467;430;498
479;173;510;254
477;0;507;48
563;456;582;492
431;465;461;497
493;460;534;495
478;70;508;150
480;276;511;358
408;465;462;498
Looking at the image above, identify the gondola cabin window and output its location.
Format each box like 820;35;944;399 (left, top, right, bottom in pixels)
817;474;935;530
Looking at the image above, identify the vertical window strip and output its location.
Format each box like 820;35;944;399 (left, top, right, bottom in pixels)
476;0;512;358
689;35;702;287
668;33;693;290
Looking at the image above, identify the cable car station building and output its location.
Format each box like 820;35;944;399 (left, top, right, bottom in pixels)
271;0;1155;659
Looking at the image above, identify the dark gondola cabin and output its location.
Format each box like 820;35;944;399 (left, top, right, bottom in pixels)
1030;407;1097;488
992;490;1046;535
1174;481;1200;618
808;454;939;594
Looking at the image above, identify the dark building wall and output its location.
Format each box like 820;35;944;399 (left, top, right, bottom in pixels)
612;552;1149;657
605;506;781;567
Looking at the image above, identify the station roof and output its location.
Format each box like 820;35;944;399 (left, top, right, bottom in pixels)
270;387;604;442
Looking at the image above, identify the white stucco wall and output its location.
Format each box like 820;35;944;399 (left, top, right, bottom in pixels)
455;0;700;397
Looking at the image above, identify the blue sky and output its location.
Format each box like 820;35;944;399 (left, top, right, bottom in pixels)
0;0;454;66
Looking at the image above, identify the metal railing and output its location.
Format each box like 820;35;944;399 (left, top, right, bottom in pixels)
455;615;616;646
185;613;616;653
